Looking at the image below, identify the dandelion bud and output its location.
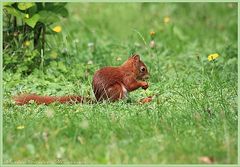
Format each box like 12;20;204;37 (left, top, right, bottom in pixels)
149;40;155;48
150;31;156;37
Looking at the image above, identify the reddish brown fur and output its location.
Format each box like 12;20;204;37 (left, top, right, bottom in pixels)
14;94;90;105
93;54;149;101
14;54;149;105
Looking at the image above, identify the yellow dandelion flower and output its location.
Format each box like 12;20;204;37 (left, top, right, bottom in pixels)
25;14;29;19
150;31;156;36
164;16;170;24
17;125;25;130
208;53;220;61
24;40;31;47
52;26;62;33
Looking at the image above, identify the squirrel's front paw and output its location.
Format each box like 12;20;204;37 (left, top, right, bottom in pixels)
141;82;149;90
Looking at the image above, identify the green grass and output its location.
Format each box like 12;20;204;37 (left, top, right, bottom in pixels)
3;3;238;164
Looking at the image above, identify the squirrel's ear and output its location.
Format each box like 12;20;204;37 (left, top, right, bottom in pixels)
132;54;140;61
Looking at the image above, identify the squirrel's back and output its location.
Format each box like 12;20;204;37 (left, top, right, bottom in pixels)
92;66;125;101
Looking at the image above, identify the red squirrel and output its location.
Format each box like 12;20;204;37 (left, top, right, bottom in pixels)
14;54;149;105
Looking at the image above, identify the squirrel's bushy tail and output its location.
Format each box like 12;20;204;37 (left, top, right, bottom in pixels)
13;94;93;105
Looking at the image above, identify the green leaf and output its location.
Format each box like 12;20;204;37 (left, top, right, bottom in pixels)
3;2;15;6
4;6;26;18
17;2;35;10
45;2;67;8
44;4;69;17
28;5;38;16
24;14;40;28
38;10;60;24
54;7;69;17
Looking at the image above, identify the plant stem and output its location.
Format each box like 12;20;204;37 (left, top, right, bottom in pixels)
13;16;17;32
42;24;46;54
34;22;43;50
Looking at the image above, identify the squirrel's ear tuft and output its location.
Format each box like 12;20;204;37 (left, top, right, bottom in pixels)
132;54;140;61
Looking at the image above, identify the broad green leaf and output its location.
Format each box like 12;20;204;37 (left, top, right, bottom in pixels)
28;5;38;16
4;6;26;18
44;4;69;17
24;14;40;28
38;10;60;24
3;2;15;6
17;2;35;10
52;7;69;17
45;2;67;8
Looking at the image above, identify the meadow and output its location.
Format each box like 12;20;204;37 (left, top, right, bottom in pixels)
3;3;238;164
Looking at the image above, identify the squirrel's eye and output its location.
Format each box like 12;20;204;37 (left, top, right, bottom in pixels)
140;66;145;72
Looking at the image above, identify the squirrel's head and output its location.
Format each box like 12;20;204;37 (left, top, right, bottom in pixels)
125;54;149;80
